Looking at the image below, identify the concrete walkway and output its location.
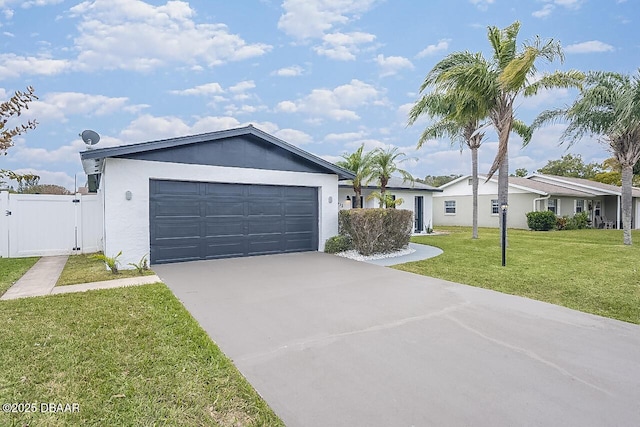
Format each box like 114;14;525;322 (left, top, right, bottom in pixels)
1;255;161;301
364;242;443;266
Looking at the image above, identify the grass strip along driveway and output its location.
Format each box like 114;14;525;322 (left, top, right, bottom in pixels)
56;253;156;286
0;283;284;426
399;227;640;324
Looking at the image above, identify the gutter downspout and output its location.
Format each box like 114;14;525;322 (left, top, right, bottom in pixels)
533;194;550;212
617;195;621;229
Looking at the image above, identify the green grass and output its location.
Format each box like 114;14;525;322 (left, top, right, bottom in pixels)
0;257;39;296
56;253;155;286
396;227;640;324
0;284;284;426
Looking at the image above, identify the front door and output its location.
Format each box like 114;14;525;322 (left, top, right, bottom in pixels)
414;196;424;232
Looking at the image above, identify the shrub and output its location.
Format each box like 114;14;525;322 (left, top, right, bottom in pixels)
128;254;149;274
526;211;557;231
556;216;568;230
338;208;413;256
324;235;352;254
561;211;590;231
91;251;122;274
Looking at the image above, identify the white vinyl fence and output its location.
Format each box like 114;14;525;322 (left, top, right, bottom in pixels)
0;191;103;258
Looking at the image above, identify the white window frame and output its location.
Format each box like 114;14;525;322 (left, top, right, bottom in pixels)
444;200;456;215
491;199;499;215
548;198;557;214
575;199;584;214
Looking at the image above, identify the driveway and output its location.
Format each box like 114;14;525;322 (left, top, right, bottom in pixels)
154;252;640;427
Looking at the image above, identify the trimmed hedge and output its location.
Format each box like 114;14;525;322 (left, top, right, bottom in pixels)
526;211;557;231
324;235;353;254
338;208;413;256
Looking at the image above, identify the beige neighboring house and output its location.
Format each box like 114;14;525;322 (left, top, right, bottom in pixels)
433;173;640;230
338;177;442;233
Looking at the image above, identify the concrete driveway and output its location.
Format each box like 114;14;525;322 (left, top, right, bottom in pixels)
154;252;640;427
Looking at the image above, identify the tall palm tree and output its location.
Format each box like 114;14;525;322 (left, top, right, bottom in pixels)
369;147;413;208
408;90;488;239
423;21;581;241
335;144;374;208
529;71;640;245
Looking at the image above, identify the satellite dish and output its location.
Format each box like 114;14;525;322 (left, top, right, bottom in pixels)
80;129;100;146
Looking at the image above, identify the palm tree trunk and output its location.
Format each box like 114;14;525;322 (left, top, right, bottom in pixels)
621;164;633;245
354;188;361;208
471;146;479;239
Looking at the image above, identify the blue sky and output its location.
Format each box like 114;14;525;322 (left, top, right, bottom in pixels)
0;0;637;190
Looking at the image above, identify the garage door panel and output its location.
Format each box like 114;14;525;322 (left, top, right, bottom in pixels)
205;219;244;236
154;221;201;239
150;180;318;263
206;200;244;216
248;200;282;215
204;183;243;196
248;185;283;197
154;180;200;196
205;240;245;259
154;243;202;263
154;201;201;218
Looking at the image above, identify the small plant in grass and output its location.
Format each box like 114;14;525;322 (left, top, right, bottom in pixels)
91;251;122;274
324;235;353;254
128;254;149;274
425;221;433;234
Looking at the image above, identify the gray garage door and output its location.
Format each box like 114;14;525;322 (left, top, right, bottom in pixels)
149;180;318;264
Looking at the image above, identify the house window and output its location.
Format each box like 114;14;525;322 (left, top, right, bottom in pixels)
491;199;499;215
575;199;584;213
548;198;557;214
594;200;601;216
444;200;456;214
468;178;473;185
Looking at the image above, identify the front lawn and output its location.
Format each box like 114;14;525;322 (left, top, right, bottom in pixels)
398;227;640;324
0;257;39;296
56;253;156;286
0;284;284;426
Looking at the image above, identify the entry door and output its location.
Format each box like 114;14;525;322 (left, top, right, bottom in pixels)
414;196;424;232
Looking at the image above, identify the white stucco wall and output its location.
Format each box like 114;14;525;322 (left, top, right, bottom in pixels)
102;158;339;267
337;187;435;233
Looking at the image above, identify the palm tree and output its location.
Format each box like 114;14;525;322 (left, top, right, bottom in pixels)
369;147;413;208
529;71;640;245
423;21;581;242
408;90;488;239
335;144;374;208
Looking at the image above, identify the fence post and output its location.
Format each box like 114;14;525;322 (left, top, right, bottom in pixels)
0;191;9;257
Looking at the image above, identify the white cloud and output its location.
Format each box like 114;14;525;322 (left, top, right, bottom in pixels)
274;128;313;145
324;131;368;142
532;4;554;18
313;31;376;61
8;168;76;190
271;65;304;77
0;53;70;79
518;87;571;110
120;114;192;142
416;39;450;58
469;0;494;11
170;82;224;96
565;40;614;54
276;79;380;121
276;79;382;121
375;54;414;77
229;80;256;93
24;92;144;122
21;0;63;7
278;0;377;39
69;0;271;72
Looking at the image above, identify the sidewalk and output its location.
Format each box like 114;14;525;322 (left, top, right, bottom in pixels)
1;255;161;301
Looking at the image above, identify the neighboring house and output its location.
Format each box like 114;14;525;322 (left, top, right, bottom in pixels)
338;177;442;233
79;125;354;266
433;173;640;230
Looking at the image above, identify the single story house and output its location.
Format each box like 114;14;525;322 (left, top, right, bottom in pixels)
433;173;640;229
338;177;442;233
79;125;354;266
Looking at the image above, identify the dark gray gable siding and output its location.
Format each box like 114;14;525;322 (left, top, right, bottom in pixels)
116;134;329;174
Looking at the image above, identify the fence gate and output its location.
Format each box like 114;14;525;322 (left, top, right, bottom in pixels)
0;191;103;258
